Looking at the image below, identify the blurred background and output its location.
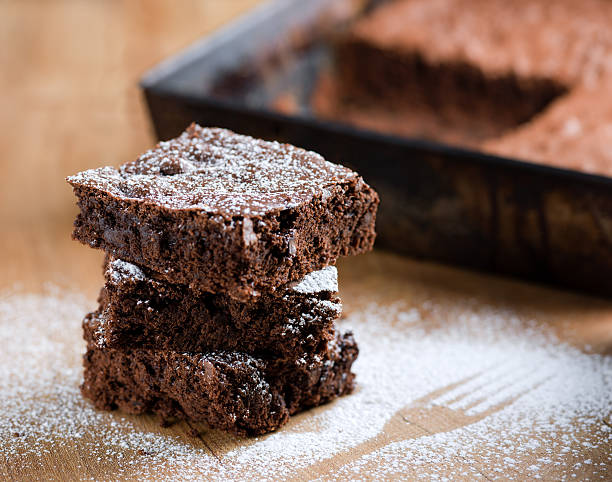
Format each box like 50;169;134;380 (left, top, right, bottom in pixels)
3;0;612;303
0;0;262;294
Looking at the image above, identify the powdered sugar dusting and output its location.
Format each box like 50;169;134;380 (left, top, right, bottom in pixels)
66;125;357;216
107;259;145;283
289;266;338;294
1;289;610;480
107;257;338;298
315;299;342;313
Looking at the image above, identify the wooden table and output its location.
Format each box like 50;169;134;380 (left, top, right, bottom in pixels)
1;1;611;480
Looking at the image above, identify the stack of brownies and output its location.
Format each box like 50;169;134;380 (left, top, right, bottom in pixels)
67;124;379;435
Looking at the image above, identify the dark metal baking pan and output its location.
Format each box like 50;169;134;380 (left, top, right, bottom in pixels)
140;0;612;298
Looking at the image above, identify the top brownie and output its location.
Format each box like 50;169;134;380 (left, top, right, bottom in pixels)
67;124;378;299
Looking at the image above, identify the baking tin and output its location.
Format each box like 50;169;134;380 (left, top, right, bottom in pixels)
141;0;612;297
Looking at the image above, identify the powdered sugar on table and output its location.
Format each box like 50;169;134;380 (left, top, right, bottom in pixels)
0;286;610;480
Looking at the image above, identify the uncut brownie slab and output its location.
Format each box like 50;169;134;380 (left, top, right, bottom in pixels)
96;257;341;358
483;81;612;176
67;124;379;300
314;0;612;148
82;313;358;436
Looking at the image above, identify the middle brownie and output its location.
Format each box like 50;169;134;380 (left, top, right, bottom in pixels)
96;258;341;358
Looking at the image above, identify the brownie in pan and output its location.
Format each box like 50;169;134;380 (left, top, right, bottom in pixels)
314;0;612;164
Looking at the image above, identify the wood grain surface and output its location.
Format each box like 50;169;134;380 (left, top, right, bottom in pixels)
1;1;611;480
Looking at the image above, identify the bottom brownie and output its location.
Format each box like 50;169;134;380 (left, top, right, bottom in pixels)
81;313;358;436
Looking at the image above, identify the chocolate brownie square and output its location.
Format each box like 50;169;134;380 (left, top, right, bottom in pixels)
96;258;341;359
67;124;379;300
82;313;358;436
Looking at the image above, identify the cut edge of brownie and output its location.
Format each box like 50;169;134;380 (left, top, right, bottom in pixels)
97;258;342;358
81;312;358;436
327;35;567;146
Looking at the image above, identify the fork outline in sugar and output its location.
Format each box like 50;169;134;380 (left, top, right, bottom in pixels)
416;362;552;419
287;364;552;481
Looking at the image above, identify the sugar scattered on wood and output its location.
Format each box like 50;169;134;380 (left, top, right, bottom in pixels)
0;288;610;480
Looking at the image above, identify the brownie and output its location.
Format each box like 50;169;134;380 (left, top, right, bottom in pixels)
309;0;612;154
483;81;612;176
96;257;341;358
82;313;358;436
341;0;612;89
311;71;522;148
67;124;379;300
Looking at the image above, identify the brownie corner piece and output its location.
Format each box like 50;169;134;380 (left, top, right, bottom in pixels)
67;124;378;298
